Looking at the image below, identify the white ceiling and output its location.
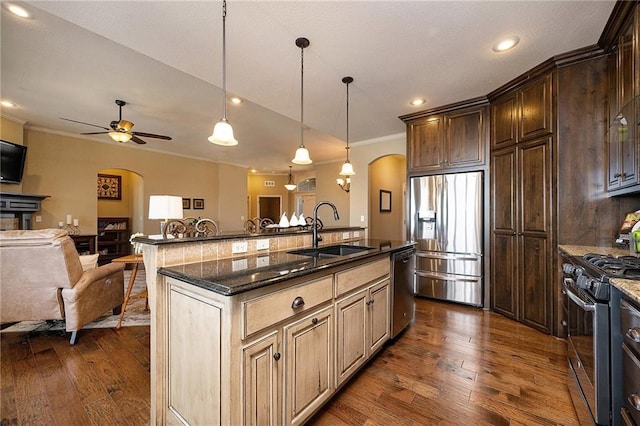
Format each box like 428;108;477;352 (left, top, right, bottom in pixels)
1;1;615;174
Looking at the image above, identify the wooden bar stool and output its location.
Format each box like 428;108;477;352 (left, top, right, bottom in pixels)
112;254;147;329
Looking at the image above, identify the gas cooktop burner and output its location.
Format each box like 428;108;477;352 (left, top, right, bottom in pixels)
581;253;640;280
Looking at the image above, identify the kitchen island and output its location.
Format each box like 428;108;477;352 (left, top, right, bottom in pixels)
135;229;414;425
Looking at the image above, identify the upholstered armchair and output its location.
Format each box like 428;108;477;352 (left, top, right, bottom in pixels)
0;228;124;344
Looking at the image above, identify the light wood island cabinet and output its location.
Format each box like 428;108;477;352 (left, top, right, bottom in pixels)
157;254;391;426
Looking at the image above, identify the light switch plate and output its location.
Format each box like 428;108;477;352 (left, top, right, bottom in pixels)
232;241;248;254
256;239;269;250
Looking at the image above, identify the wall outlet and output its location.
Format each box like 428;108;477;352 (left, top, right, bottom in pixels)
342;232;350;240
232;241;248;254
256;239;269;250
256;256;270;267
360;215;365;222
35;215;42;223
232;258;248;271
354;231;360;238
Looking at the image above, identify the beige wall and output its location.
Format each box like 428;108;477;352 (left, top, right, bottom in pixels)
0;116;26;193
217;163;248;232
368;155;406;241
349;133;406;232
313;161;350;227
16;126;247;234
97;168;136;218
247;173;292;220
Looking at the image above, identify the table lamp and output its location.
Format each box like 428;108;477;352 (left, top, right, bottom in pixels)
148;195;184;236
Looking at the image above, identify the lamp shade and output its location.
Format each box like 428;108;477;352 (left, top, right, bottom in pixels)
149;195;184;220
339;161;355;176
208;119;238;146
292;146;312;164
109;131;132;143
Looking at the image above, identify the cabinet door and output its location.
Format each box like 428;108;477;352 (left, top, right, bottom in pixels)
490;148;518;319
407;116;443;172
519;74;553;141
284;306;333;426
446;107;486;168
368;279;390;354
335;290;367;386
167;286;222;425
619;19;635;110
491;94;517;149
518;138;552;333
620;100;638;188
242;332;279;426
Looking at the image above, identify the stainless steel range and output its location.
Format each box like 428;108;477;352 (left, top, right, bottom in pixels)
562;253;640;425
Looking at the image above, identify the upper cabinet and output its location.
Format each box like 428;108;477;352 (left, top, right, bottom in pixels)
402;99;488;174
607;3;640;195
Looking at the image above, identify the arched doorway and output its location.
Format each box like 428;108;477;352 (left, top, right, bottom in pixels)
97;167;144;232
367;155;406;241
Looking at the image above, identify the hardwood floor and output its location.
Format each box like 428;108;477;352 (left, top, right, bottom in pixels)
1;298;578;425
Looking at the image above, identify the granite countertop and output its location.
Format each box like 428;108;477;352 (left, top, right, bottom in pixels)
558;244;640;305
158;239;415;296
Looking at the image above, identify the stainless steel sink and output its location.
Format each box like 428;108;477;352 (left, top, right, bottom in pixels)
288;244;373;258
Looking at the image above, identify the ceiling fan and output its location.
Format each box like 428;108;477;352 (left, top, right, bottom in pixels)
60;99;172;144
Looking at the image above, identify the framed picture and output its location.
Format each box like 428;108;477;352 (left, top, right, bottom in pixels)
380;190;391;212
193;198;205;210
97;174;122;200
182;198;191;209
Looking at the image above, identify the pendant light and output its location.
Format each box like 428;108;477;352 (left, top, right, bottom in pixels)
292;37;312;164
208;0;238;146
284;166;297;191
337;76;355;192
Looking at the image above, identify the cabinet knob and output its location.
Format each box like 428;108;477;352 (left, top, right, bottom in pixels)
367;299;375;305
628;393;640;411
614;173;622;178
627;327;640;343
291;296;305;309
311;317;318;325
273;352;281;361
561;320;567;327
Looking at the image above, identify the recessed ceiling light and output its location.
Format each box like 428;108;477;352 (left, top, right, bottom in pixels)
410;98;426;107
492;36;520;52
230;97;242;105
1;100;17;108
7;4;30;18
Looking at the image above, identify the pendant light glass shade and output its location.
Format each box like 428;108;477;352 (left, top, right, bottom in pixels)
292;37;312;164
338;76;355;192
285;166;297;190
209;0;238;146
208;118;238;146
109;131;132;143
339;161;355;176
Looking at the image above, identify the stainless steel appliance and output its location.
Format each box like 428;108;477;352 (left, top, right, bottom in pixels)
562;254;640;425
391;247;416;338
409;172;483;306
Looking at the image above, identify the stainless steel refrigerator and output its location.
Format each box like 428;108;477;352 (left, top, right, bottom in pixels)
409;172;483;306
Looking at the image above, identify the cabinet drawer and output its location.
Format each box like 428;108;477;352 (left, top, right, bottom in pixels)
243;276;333;338
335;257;389;297
622;344;640;426
621;299;640;357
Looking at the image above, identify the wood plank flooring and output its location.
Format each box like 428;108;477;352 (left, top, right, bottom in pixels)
1;298;578;425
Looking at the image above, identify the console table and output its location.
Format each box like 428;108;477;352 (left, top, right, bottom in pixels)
0;192;49;230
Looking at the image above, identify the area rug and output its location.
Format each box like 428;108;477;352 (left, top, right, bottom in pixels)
0;268;150;333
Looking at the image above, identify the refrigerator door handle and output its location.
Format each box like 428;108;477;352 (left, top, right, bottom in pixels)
416;252;481;261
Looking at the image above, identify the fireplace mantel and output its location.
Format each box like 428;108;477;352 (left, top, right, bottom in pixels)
0;192;50;230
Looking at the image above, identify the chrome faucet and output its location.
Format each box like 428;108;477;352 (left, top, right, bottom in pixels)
312;201;340;248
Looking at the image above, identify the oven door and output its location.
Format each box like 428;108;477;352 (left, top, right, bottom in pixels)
564;278;611;425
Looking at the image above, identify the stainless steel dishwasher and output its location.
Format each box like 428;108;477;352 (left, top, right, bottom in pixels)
391;248;416;338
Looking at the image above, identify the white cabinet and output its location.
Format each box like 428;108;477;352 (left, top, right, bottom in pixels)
242;332;280;426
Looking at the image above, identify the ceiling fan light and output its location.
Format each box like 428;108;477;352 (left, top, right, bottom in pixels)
339;161;355;176
292;146;312;164
109;131;132;143
118;120;134;131
209;119;238;146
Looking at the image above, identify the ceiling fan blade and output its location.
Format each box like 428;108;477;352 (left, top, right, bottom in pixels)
130;135;147;145
60;117;110;130
132;131;172;140
80;131;110;135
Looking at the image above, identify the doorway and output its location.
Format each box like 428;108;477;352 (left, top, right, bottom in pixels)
257;196;282;222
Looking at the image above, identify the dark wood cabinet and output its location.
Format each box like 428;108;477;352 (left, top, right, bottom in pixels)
490;73;554;335
403;102;487;173
97;217;130;265
608;6;640;194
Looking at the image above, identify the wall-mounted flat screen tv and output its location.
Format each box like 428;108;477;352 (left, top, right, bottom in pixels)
0;140;28;184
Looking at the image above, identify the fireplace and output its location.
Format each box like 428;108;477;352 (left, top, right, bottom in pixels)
0;192;49;230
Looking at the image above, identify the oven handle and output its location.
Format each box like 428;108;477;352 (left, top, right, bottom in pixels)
564;285;595;312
